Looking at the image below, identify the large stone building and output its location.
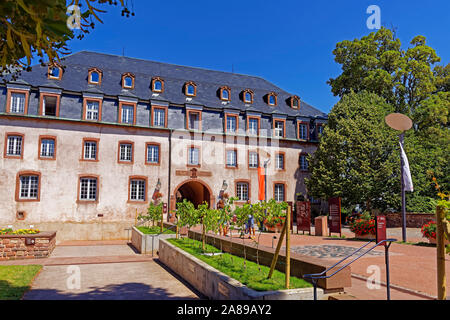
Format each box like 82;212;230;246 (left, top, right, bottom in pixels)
0;51;327;240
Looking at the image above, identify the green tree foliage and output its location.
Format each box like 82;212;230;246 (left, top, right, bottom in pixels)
306;91;400;211
175;199;198;240
138;202;163;227
320;28;449;213
0;0;132;78
328;27;444;115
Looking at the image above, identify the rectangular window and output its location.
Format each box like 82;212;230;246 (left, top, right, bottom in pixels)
299;123;308;140
274;183;285;202
300;154;309;171
10;93;26;114
153;108;166;127
188;111;200;130
249;151;259;169
6;135;23;156
274;120;285;138
86;100;99;120
226;115;237;133
188;147;199;166
84;141;97;160
147;144;159;164
236;182;249;201
80;177;97;201
19;175;39;199
226;150;237;168
130;179;146;201
121;104;134;124
119;143;133;162
317;125;323;137
42;95;57;116
276;153;285;170
248;118;259;135
40;139;55;158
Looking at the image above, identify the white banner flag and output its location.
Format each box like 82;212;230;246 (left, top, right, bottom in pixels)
399;142;414;192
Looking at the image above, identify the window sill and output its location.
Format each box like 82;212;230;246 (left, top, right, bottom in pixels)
16;199;39;202
80;158;99;162
4;155;23;159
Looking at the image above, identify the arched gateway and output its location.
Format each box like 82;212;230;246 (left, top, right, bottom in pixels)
169;179;215;221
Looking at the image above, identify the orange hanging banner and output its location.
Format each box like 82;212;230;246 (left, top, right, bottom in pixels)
258;166;265;200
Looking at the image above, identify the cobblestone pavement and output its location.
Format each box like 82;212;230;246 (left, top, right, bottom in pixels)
290;244;387;259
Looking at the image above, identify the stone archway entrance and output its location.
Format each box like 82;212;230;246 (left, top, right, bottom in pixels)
169;179;215;221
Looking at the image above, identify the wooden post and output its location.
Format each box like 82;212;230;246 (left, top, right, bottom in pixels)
285;205;291;289
436;206;447;300
160;203;164;233
267;219;287;279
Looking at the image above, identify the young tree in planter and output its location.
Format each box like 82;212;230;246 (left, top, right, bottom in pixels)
216;195;236;254
175;199;198;242
233;202;258;270
249;201;269;269
197;202;221;252
137;202;163;228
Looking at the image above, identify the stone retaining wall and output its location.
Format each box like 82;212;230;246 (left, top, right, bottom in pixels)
159;239;324;300
0;231;56;261
385;213;435;228
131;226;177;254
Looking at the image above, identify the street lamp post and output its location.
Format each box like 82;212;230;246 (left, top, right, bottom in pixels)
385;113;413;243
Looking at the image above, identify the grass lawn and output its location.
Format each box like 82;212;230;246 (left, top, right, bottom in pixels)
137;226;176;234
167;238;312;291
0;265;42;300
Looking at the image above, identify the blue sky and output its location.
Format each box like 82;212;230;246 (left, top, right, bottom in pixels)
65;0;450;113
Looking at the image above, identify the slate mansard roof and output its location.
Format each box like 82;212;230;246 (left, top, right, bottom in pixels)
11;51;327;119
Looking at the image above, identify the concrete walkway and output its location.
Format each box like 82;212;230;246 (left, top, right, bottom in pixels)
12;242;202;300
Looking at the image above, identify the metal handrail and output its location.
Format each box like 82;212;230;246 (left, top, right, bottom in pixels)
303;238;397;300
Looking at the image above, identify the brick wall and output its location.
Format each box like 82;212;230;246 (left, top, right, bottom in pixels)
385;213;435;228
0;231;56;261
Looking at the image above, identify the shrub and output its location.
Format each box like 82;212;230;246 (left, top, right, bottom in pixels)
350;217;376;236
0;228;40;235
421;221;437;239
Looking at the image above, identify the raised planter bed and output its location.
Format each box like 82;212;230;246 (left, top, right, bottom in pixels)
186;227;351;291
354;233;376;241
131;226;177;254
159;239;324;300
0;231;56;261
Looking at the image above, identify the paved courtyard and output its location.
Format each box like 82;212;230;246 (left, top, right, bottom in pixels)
15;243;201;300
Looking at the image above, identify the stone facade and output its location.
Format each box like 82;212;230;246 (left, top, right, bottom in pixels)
0;51;327;241
0;231;56;261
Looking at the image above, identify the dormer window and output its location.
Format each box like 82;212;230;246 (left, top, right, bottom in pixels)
290;95;300;109
88;68;102;85
122;73;135;89
267;92;277;106
152;77;164;93
242;89;253;104
185;82;197;97
220;86;231;101
48;64;63;80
